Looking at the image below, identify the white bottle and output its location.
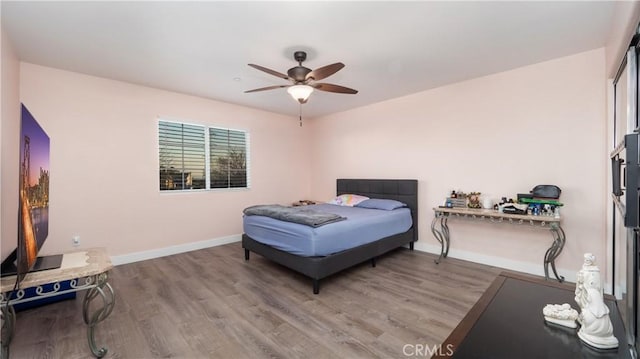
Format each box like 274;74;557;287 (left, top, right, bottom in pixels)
482;197;493;209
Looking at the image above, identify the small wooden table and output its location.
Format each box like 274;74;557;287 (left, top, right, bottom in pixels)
0;248;114;358
434;272;632;358
432;207;565;281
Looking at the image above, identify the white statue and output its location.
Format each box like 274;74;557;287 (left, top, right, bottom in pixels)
543;303;578;328
574;253;619;349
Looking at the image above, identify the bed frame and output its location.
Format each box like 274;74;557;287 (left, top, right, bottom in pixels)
242;178;418;294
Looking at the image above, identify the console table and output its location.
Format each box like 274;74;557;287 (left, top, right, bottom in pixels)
432;207;565;282
0;248;114;358
434;271;632;358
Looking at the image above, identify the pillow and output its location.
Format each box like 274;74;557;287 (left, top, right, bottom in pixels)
355;198;407;210
327;194;369;207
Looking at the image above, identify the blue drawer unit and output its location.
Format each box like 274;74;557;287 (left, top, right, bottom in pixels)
8;280;77;311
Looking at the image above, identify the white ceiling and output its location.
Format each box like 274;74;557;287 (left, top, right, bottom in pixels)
2;1;615;118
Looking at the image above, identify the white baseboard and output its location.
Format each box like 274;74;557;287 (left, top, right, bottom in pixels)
412;241;578;284
110;234;241;266
111;235;616;294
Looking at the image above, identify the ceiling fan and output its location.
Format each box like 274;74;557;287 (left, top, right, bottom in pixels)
245;51;358;104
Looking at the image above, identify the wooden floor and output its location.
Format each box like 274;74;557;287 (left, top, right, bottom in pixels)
8;242;502;358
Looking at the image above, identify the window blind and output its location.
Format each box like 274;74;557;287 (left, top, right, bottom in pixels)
158;121;206;190
209;128;249;189
158;120;249;191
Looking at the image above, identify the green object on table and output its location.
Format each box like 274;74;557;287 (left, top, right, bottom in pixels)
519;198;564;206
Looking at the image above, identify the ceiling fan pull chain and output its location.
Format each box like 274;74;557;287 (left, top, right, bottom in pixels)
299;103;303;127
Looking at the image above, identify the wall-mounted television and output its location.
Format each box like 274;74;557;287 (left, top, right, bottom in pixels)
612;134;640;227
0;104;60;285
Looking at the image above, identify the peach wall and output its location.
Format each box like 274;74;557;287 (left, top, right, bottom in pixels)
1;26;20;262
19;63;310;257
308;49;606;278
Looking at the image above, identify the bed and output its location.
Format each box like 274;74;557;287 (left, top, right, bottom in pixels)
242;179;418;294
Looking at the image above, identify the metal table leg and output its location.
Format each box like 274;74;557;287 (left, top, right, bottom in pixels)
544;225;566;282
431;213;450;264
82;273;115;358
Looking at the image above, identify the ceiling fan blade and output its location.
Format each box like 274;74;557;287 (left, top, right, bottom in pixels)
248;64;290;80
244;85;290;93
313;83;358;94
306;63;345;81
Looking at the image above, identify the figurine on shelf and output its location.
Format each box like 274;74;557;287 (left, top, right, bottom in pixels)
467;192;481;208
543;303;579;328
574;253;619;349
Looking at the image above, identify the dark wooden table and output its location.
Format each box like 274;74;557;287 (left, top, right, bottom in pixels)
434;271;633;359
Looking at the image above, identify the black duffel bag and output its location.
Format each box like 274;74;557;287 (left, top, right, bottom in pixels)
531;185;561;199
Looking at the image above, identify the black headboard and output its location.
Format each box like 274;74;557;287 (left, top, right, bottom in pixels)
336;179;418;242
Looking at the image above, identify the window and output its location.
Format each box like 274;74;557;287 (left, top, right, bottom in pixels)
210;128;248;188
158;120;250;191
158;121;206;190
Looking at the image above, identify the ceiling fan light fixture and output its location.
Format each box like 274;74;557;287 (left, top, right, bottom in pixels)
287;84;314;104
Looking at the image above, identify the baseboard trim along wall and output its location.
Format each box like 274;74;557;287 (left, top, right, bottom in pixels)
412;241;579;285
110;234;241;266
111;234;614;294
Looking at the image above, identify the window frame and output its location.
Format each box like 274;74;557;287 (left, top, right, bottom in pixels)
157;118;250;192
